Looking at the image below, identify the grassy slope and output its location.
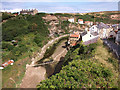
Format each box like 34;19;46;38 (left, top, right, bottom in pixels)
2;33;40;88
37;40;118;88
2;14;49;88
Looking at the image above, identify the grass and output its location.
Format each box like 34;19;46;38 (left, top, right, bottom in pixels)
94;40;118;85
2;56;31;88
95;40;118;70
2;33;45;88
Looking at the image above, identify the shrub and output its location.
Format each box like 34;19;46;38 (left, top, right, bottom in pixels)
34;34;43;47
2;42;14;51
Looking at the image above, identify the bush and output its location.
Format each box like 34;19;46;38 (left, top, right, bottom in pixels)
34;34;43;47
2;14;49;41
2;12;14;20
2;42;14;51
12;44;28;56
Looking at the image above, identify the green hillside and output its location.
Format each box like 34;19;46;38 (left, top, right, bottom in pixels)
37;40;118;88
2;13;49;62
2;13;50;88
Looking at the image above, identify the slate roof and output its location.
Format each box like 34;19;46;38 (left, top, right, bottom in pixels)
97;22;110;29
112;24;118;30
91;32;99;36
117;31;120;34
81;31;87;37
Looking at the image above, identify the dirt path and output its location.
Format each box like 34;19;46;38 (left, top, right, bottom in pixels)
20;35;68;88
20;66;46;88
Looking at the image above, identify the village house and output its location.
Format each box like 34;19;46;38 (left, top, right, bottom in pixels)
78;19;84;24
68;31;80;46
85;21;93;26
90;21;94;26
108;30;116;38
20;9;38;15
81;31;99;45
68;18;74;23
112;24;119;33
89;25;99;33
84;21;91;26
97;22;112;39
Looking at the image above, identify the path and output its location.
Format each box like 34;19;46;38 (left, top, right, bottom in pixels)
20;35;69;88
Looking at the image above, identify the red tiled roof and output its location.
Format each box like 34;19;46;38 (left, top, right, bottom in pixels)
85;21;90;23
70;34;79;38
71;43;77;46
78;19;83;21
2;60;14;67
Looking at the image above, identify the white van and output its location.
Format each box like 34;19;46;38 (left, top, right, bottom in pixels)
115;31;120;45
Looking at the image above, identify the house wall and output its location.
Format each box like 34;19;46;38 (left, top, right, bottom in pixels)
78;19;84;24
99;28;112;39
89;25;98;33
68;18;74;23
83;37;98;45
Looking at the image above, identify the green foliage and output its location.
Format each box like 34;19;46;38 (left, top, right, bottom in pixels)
38;42;117;88
12;44;28;56
2;14;50;61
2;14;49;41
2;42;14;51
107;58;113;63
96;14;100;16
61;21;70;33
54;13;73;17
76;14;95;22
2;12;14;20
34;34;44;47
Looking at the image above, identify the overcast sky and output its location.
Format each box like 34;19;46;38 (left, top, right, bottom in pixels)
1;0;120;13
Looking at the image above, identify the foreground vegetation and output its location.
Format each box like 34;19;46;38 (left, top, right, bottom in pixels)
37;40;118;88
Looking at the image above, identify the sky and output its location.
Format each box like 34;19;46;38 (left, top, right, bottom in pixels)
1;0;120;13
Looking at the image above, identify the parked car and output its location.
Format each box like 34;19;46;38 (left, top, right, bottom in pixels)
115;31;120;45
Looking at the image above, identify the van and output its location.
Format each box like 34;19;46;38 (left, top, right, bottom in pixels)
115;31;120;45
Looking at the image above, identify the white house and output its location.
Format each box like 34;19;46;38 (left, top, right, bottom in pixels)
90;21;93;26
81;31;99;45
68;18;74;23
78;19;84;24
84;21;91;26
89;25;99;33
